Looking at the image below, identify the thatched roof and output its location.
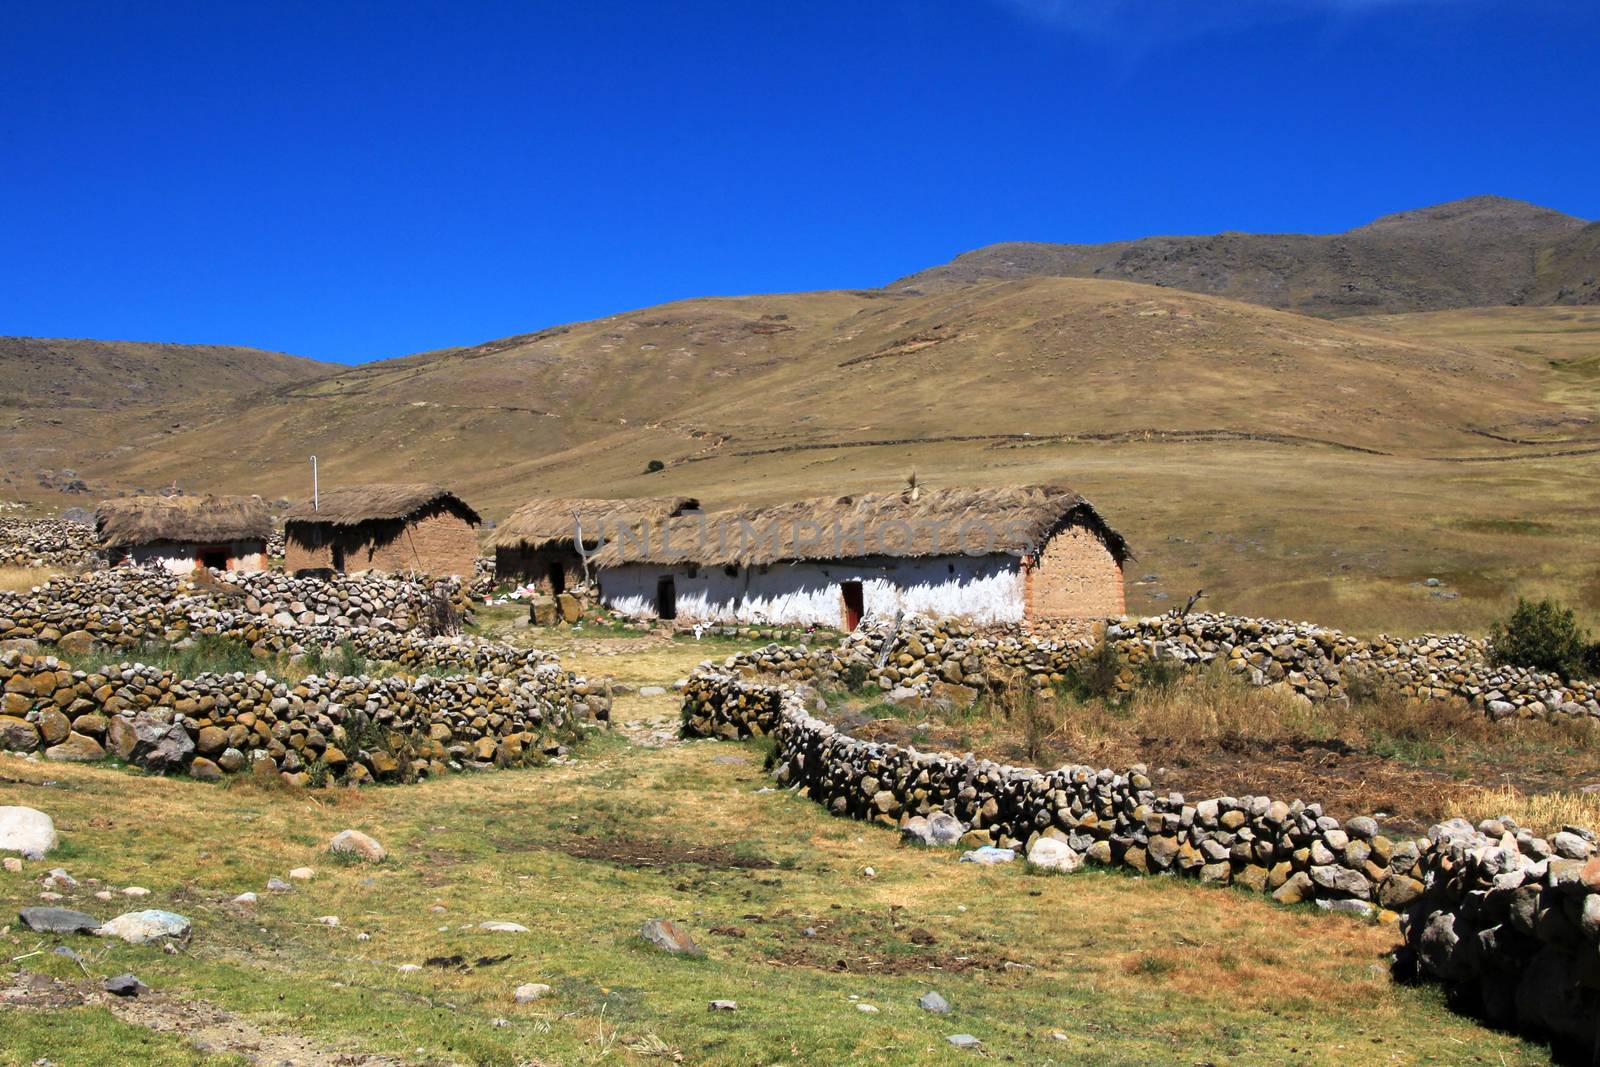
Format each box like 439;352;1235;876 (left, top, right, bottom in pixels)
488;496;701;551
589;485;1129;567
96;495;273;548
283;484;481;527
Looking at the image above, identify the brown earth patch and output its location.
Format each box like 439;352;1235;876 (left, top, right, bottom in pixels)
493;832;778;870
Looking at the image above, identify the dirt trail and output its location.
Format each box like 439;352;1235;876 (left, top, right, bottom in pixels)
2;971;410;1065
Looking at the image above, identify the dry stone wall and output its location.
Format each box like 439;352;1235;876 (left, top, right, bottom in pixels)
0;568;608;786
680;669;1600;1053
0;568;474;649
717;611;1600;724
0;518;98;570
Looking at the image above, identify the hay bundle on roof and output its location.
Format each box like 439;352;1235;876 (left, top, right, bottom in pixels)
590;485;1128;567
95;495;273;548
488;496;700;551
283;484;481;527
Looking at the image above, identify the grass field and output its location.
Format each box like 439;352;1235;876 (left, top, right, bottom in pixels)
0;726;1558;1066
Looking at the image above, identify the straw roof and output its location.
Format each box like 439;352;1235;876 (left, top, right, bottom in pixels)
589;485;1128;567
95;495;273;548
488;496;702;551
283;484;480;527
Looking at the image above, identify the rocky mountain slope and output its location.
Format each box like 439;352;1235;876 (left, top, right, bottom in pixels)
892;196;1597;316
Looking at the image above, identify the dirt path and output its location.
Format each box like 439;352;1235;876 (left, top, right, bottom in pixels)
2;971;410;1065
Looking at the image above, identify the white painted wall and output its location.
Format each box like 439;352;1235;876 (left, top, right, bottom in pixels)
116;541;267;575
598;554;1025;627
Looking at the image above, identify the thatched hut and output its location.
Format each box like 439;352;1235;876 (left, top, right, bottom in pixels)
590;485;1128;628
488;496;700;594
96;495;273;574
283;484;481;578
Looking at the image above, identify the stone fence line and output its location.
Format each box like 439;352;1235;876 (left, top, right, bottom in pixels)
715;611;1599;723
679;668;1600;1052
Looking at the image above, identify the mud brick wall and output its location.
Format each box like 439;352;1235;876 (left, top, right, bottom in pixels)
285;507;479;579
1026;524;1126;620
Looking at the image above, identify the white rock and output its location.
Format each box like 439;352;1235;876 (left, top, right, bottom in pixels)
856;1003;879;1014
0;806;57;860
232;892;258;906
122;886;150;897
397;963;422;973
329;829;386;863
315;915;340;927
96;909;191;945
514;982;553;1003
479;921;529;933
288;867;315;881
1026;837;1083;874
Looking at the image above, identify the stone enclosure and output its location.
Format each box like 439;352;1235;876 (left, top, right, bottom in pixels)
680;613;1600;1054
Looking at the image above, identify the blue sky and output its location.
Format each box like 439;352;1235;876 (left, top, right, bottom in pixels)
2;0;1594;364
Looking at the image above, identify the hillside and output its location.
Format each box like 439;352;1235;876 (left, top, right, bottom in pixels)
12;277;1600;633
0;337;337;499
891;196;1596;317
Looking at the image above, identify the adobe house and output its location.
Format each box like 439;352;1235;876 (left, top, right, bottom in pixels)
591;484;1128;628
95;495;272;574
283;484;481;578
489;496;700;594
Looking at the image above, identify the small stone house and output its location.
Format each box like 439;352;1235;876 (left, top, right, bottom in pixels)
95;495;272;574
488;496;700;594
283;484;481;578
591;484;1128;628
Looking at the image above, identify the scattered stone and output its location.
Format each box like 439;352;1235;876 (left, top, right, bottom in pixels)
315;915;340;927
638;686;667;697
919;991;951;1014
288;867;315;881
0;806;58;859
95;909;191;945
42;868;77;889
513;983;552;1003
102;974;149;997
479;921;529;933
232;892;258;906
3;857;22;873
708;999;738;1011
946;1034;981;1049
329;829;386;862
856;1003;879;1014
639;918;702;955
266;878;292;892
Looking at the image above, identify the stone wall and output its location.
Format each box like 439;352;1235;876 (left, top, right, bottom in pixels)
0;644;587;785
680;669;1600;1053
0;568;474;649
0;518;98;570
712;611;1600;724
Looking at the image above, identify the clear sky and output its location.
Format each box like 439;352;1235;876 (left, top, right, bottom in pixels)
3;1;1595;364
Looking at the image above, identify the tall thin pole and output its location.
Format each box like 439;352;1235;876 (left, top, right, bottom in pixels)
310;456;319;511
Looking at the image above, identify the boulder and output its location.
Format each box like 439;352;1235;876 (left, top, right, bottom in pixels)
0;806;58;859
329;829;387;862
45;732;105;762
0;716;40;752
1025;836;1083;873
639;918;702;955
18;906;100;934
96;909;191;945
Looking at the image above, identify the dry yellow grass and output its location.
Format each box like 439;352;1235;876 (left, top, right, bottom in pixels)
0;565;61;593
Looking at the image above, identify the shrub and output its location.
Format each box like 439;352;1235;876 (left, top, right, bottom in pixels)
1062;641;1124;700
1488;597;1591;680
840;660;871;693
644;459;665;473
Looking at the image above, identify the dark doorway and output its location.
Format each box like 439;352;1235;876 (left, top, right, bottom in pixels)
331;544;346;573
840;580;864;630
656;576;677;620
548;562;566;597
198;546;230;571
